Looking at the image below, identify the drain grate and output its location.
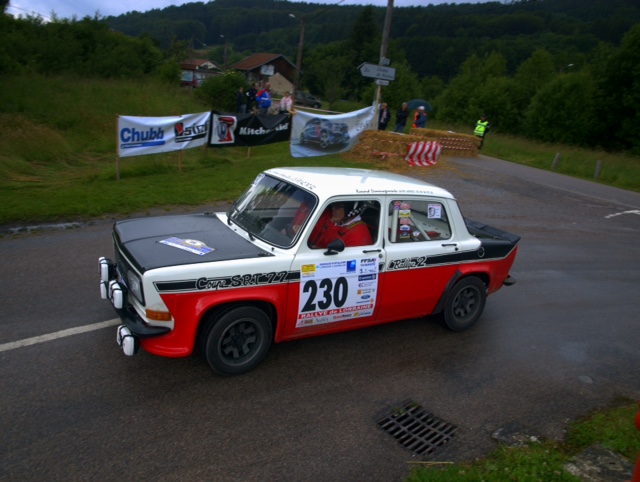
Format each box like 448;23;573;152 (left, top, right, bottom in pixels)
376;400;458;456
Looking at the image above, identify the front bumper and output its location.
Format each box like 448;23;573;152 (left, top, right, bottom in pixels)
99;257;170;340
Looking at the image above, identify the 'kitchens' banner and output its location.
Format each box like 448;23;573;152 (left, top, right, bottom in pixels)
117;112;210;158
209;112;291;147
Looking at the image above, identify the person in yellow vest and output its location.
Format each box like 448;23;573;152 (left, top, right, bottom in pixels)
474;114;490;149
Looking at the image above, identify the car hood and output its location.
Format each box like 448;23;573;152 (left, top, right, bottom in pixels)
113;213;272;273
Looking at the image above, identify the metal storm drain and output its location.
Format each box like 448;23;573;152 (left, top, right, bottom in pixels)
376;400;458;456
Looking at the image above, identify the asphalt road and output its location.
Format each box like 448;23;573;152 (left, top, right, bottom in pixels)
1;155;639;482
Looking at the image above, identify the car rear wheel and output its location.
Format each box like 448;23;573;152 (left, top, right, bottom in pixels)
203;306;272;376
442;277;486;331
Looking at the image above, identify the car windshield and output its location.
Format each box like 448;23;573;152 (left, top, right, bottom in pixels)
229;173;318;248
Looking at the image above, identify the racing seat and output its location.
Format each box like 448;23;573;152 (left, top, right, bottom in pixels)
360;205;380;242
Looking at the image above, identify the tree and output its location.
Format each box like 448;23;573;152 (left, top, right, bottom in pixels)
195;71;247;112
523;72;598;146
596;23;640;152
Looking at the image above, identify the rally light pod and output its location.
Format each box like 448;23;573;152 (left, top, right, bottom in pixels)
117;325;139;356
112;285;124;309
99;257;113;283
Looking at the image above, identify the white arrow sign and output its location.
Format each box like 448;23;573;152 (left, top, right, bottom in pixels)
358;63;396;81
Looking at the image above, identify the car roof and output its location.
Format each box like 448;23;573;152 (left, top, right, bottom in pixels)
266;167;455;201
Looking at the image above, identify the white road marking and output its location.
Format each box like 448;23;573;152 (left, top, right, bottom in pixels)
605;210;640;219
0;318;120;353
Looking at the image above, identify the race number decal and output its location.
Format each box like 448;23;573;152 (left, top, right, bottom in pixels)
296;258;378;328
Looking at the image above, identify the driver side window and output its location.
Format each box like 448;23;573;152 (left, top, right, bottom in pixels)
308;200;380;249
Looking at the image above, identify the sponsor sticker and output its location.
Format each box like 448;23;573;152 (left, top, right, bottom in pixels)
159;237;214;255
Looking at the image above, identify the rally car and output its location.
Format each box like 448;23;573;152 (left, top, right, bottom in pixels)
99;167;519;376
299;118;350;149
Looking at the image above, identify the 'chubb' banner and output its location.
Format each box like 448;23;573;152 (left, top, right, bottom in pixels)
209;112;291;147
290;106;375;158
117;112;210;158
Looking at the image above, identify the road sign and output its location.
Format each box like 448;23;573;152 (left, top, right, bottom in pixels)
380;58;391;66
358;63;396;81
375;79;389;86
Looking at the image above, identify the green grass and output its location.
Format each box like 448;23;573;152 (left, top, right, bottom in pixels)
406;399;640;482
429;121;640;193
0;74;638;227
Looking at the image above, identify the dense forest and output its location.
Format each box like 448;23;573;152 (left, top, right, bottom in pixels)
2;0;640;153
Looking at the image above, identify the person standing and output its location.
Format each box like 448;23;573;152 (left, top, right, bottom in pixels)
474;114;490;148
256;83;272;115
378;103;391;131
279;91;293;114
236;86;246;114
245;83;257;112
394;102;409;133
413;106;427;128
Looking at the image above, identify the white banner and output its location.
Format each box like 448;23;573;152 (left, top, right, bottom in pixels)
117;112;210;158
290;106;375;158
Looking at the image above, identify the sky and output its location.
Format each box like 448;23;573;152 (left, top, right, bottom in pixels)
7;0;492;22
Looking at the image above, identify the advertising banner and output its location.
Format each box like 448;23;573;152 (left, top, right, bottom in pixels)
208;112;291;147
117;112;210;158
290;106;375;158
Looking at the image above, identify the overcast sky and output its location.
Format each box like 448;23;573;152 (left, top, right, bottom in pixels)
7;0;492;21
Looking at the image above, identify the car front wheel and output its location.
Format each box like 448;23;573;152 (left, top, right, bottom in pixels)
203;306;273;376
442;277;486;331
319;131;330;148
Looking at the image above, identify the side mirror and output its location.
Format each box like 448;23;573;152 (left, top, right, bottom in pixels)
324;238;345;255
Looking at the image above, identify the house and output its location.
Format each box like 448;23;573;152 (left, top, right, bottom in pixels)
231;53;296;96
180;58;222;88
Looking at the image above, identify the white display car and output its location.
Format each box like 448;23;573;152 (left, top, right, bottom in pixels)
99;167;519;376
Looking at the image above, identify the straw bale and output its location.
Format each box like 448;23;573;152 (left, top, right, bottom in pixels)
343;130;463;177
344;128;480;171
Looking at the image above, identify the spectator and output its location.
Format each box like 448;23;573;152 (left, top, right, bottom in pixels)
394;102;409;133
279;91;293;114
245;83;257;112
378;103;391;131
236;86;246;114
256;83;272;115
413;106;427;128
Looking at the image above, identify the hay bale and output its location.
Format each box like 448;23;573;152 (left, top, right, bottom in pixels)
347;129;480;165
410;127;481;157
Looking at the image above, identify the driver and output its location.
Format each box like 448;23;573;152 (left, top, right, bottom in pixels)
308;201;372;249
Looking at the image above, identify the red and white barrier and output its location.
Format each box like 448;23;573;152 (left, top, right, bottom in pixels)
405;141;441;166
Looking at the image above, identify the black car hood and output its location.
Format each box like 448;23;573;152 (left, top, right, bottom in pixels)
114;213;272;273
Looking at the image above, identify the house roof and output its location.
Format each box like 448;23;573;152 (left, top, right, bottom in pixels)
232;53;295;71
181;58;221;71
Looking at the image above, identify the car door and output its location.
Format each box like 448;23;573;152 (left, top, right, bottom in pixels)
375;197;474;322
281;198;385;340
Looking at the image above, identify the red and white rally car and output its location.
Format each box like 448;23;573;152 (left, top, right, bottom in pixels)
99;167;519;376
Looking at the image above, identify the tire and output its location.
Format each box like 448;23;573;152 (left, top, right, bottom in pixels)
203;306;272;376
313;103;321;109
319;131;330;149
442;277;486;331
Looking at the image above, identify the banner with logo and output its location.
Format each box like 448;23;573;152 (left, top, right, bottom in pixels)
209;112;291;147
117;112;210;158
290;106;375;158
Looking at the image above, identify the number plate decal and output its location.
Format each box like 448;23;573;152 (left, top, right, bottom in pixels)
296;258;379;327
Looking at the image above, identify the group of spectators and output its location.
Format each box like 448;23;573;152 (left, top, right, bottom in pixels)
237;83;294;115
378;101;490;148
377;102;427;133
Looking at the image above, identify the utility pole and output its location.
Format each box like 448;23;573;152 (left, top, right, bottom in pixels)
375;0;394;129
289;14;306;105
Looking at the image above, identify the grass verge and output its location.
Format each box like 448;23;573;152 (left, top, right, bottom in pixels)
406;399;639;482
